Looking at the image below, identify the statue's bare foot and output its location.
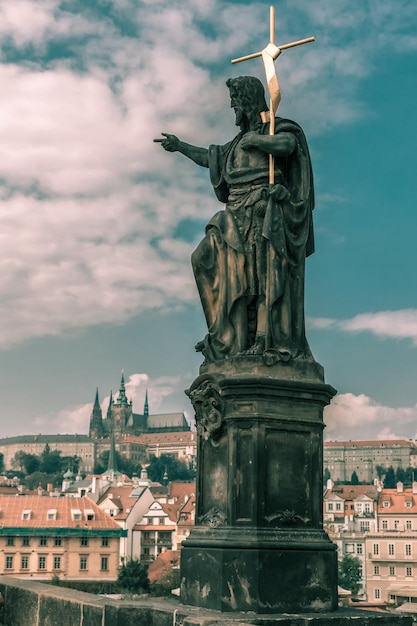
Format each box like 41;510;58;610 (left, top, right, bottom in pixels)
243;336;265;355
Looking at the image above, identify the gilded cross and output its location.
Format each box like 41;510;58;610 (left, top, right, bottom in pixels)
231;5;314;115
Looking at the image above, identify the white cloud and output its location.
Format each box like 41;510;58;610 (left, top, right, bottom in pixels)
324;392;417;441
309;309;417;346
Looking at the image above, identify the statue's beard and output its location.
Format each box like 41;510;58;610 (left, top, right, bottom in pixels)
235;110;250;133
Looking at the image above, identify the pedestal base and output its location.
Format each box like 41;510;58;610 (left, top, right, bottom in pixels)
184;357;337;615
181;541;337;613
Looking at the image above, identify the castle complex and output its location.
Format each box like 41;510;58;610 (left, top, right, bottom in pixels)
0;373;194;474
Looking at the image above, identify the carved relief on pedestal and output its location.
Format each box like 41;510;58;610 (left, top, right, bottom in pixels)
265;510;311;526
186;375;225;441
198;507;227;528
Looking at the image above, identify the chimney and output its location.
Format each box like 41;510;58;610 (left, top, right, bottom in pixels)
326;478;334;491
412;482;417;494
397;481;404;493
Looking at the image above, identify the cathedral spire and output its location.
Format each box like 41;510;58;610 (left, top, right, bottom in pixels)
89;388;103;439
144;389;149;418
115;371;128;406
106;391;113;420
107;431;118;474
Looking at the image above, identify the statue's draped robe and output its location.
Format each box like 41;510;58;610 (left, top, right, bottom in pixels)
191;118;314;362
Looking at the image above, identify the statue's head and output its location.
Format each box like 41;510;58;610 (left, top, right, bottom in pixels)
226;76;268;131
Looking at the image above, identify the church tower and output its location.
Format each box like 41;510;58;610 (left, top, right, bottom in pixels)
89;388;104;439
111;372;133;437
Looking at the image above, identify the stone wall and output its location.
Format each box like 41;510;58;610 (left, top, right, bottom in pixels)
0;576;413;625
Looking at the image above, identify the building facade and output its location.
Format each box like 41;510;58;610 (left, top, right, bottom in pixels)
0;495;124;581
324;440;417;483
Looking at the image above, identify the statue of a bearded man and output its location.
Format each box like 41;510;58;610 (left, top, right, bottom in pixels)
157;76;315;364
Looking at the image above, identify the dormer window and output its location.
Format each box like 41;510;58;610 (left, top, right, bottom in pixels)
22;509;31;520
47;509;57;521
85;509;95;521
383;501;390;508
71;509;82;521
405;501;412;508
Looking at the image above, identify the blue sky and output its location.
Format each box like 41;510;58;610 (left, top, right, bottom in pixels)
0;0;417;441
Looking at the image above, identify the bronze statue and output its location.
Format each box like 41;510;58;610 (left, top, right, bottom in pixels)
156;76;314;364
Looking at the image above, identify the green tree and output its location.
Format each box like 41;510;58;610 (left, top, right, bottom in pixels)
40;444;62;474
147;454;195;483
338;554;362;596
395;467;406;485
350;471;359;485
375;465;386;480
384;466;396;489
118;558;150;594
93;450;137;477
11;450;29;473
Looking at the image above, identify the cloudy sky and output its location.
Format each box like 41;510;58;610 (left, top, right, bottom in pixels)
0;0;416;442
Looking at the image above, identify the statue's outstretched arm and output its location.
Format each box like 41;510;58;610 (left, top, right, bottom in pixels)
154;133;209;168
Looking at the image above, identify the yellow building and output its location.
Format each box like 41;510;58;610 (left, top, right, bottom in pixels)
0;495;125;581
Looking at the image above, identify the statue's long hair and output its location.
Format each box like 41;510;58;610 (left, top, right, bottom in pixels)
226;76;268;132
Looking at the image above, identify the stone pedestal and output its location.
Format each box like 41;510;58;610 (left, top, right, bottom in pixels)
181;357;338;614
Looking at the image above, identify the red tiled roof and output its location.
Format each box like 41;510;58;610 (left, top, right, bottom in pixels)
147;550;180;583
325;439;414;448
139;432;197;444
325;485;378;500
0;495;120;530
377;489;417;513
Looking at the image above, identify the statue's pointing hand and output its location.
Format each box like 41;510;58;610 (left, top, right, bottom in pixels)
153;133;180;152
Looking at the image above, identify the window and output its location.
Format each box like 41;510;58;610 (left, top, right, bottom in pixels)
5;556;13;570
356;544;363;555
407;567;413;577
39;536;47;547
22;536;30;547
38;556;46;570
405;501;412;508
22;509;31;520
394;520;399;530
360;521;370;532
373;543;379;555
383;501;390;508
327;502;333;511
406;520;412;530
101;537;109;547
85;510;95;521
389;566;395;576
21;555;29;570
47;509;57;521
373;565;380;575
382;520;388;530
375;589;381;600
54;556;61;570
365;503;371;513
80;537;89;547
101;556;108;571
54;536;62;547
388;544;395;556
80;556;88;570
335;503;342;511
406;544;412;556
6;537;14;546
71;509;82;521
